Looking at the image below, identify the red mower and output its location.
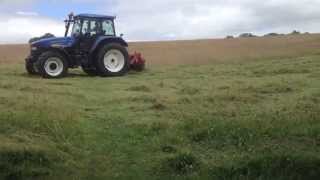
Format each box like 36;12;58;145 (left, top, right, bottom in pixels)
130;52;146;71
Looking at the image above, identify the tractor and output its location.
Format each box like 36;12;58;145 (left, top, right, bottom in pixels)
25;13;145;78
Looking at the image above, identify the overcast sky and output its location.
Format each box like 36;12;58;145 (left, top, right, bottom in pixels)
0;0;320;43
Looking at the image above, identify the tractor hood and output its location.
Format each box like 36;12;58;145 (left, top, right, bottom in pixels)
31;37;75;48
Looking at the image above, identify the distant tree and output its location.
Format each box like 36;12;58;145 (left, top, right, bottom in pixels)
225;35;234;39
29;33;55;43
264;33;280;37
239;33;257;38
290;30;301;35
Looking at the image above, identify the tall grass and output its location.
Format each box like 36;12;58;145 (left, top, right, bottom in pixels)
0;55;319;179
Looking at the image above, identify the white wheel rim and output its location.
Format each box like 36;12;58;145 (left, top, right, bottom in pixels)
103;49;125;73
44;57;64;77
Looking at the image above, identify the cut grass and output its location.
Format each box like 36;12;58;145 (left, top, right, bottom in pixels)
0;55;319;179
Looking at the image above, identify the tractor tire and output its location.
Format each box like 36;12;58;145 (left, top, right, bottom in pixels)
25;59;38;75
95;43;130;77
37;51;68;79
81;65;99;76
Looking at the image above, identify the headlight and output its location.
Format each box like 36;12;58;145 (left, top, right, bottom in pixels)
31;46;37;51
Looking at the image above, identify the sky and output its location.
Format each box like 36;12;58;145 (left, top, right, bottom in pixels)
0;0;320;43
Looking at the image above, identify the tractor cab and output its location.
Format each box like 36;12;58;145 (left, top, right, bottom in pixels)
65;13;118;51
68;14;116;38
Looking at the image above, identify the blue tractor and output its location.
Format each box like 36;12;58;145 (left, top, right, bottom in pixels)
26;13;143;78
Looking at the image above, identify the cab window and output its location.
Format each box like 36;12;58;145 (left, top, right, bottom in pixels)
81;20;90;35
102;20;115;36
91;21;97;35
90;21;103;35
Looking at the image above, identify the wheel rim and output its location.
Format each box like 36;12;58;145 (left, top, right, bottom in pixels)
44;57;64;77
103;49;125;73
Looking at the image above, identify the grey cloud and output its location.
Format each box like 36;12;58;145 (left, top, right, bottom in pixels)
102;0;320;40
0;13;64;43
1;0;320;43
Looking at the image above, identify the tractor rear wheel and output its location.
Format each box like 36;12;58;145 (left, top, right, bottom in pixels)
25;59;38;75
95;43;130;77
37;51;68;78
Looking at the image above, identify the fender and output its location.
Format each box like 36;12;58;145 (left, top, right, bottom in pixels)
31;37;77;66
90;36;128;54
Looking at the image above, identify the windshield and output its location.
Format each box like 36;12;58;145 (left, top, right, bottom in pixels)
69;19;116;37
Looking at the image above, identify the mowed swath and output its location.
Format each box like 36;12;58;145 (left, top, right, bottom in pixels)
1;34;320;65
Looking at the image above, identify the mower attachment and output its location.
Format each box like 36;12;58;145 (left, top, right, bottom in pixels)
129;52;146;71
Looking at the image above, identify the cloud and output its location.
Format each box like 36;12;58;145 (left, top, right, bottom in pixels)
0;13;64;44
16;11;38;16
1;0;320;43
104;0;320;41
0;0;36;4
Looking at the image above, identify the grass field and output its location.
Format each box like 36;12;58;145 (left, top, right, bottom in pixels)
0;35;320;179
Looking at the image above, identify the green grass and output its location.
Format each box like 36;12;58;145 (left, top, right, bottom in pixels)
0;55;320;180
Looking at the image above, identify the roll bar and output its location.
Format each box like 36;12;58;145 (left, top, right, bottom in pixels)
64;12;75;37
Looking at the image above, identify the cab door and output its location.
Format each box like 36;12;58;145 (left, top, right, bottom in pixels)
79;19;101;52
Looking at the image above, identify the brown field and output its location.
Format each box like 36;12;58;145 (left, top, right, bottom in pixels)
1;34;320;65
0;44;29;64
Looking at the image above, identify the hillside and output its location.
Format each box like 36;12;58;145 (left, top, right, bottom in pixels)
0;35;319;179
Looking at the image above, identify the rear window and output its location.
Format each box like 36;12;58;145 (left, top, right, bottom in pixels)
102;20;115;36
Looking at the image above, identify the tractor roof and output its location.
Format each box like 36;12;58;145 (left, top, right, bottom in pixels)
75;13;115;20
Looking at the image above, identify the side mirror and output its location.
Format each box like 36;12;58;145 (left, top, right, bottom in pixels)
120;33;124;38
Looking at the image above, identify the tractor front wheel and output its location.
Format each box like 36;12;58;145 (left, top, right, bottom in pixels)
37;51;68;78
95;43;130;77
25;58;38;75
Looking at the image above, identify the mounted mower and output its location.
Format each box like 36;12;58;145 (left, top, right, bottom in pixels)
26;13;145;78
